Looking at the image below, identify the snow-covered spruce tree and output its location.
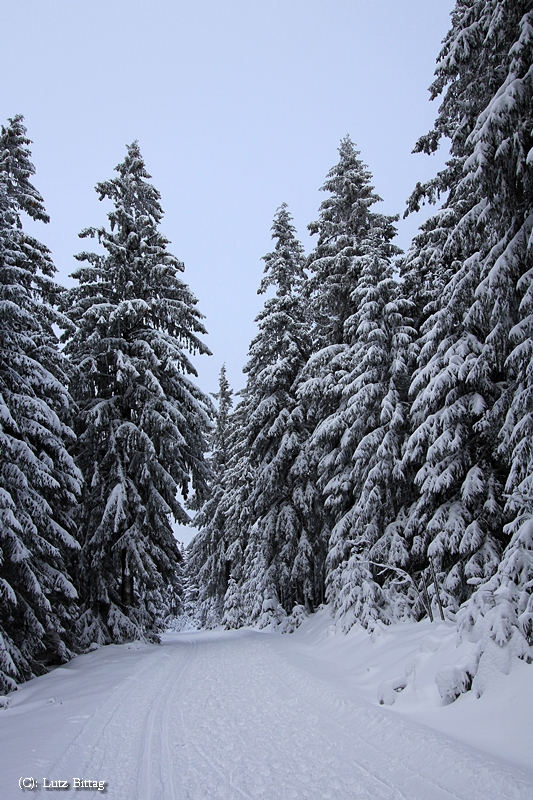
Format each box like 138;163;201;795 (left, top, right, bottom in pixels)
456;2;533;669
306;136;398;348
219;397;255;627
0;116;81;692
321;230;416;631
297;139;404;627
402;1;533;654
188;364;233;628
164;542;199;632
64;142;213;645
238;204;318;626
298;137;399;535
188;371;256;630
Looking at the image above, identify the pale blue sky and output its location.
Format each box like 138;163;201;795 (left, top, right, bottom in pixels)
1;0;453;401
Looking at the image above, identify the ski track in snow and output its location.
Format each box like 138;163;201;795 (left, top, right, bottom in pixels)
2;630;532;800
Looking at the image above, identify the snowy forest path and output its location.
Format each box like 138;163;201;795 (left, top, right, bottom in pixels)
1;629;532;800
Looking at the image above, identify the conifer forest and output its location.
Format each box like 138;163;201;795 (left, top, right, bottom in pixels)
1;0;532;708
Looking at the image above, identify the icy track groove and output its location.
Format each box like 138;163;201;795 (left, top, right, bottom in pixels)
1;629;532;800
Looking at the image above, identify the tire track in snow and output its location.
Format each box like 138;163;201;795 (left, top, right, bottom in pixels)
137;635;198;800
48;639;197;798
48;644;166;785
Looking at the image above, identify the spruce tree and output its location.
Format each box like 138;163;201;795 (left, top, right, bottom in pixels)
64;142;213;645
298;140;404;628
188;364;233;627
307;136;398;347
0;117;81;691
323;231;415;631
238;204;317;623
458;2;533;659
402;1;533;655
218;397;255;624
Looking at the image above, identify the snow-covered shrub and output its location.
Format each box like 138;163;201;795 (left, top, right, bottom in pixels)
435;662;475;703
258;596;286;630
377;675;407;706
222;579;246;629
450;515;532;695
332;560;391;634
281;604;308;634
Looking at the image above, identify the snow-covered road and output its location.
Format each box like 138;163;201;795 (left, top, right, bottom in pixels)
1;628;532;800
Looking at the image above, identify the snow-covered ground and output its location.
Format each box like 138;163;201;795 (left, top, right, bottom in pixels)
1;609;532;799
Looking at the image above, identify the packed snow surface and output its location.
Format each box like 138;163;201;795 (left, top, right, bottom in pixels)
1;609;532;799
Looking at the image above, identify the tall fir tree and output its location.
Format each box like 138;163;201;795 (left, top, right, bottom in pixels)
298;137;400;537
297;140;404;629
322;231;415;631
64;142;213;645
402;1;533;667
188;364;233;628
237;204;318;624
219;398;255;628
0;117;81;692
458;1;533;662
306;136;398;348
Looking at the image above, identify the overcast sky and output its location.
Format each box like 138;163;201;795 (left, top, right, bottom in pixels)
1;0;454;400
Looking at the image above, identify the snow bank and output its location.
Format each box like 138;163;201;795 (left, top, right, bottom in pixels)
271;606;533;776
